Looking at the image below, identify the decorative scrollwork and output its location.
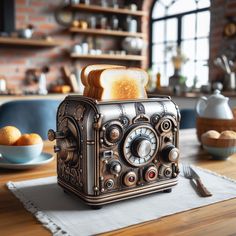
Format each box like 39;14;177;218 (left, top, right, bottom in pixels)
70;168;79;185
155;116;177;134
74;105;85;121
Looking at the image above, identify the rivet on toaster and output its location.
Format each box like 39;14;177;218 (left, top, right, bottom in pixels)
48;95;180;209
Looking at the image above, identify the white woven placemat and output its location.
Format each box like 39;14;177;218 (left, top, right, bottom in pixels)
7;166;236;236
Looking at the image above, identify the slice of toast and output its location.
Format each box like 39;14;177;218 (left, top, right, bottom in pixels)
81;64;125;97
94;68;148;100
87;66;126;99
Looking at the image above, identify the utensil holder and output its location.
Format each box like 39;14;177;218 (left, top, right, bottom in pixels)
225;72;236;91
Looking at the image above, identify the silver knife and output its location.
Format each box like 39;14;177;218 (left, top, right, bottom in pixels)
190;167;212;197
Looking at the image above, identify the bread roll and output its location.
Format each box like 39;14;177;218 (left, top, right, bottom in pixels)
219;130;236;139
201;130;220;139
81;64;125;97
92;68;148;100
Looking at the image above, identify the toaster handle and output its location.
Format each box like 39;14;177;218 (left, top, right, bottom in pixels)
48;129;66;141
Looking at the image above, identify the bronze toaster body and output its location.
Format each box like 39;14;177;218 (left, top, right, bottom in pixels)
48;95;180;207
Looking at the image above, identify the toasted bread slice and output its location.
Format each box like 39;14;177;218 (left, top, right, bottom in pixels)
88;66;125;99
94;68;148;100
81;64;125;97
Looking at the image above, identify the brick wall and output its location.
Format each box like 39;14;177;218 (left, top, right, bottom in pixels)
0;0;143;92
209;0;236;84
0;0;73;92
1;0;232;91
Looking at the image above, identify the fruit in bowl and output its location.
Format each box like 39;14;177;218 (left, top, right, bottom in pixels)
15;133;43;146
0;143;43;163
201;130;236;160
0;126;43;164
0;126;21;145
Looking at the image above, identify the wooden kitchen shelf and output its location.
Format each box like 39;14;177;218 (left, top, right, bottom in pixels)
70;53;146;61
69;3;147;16
69;27;147;38
0;37;61;47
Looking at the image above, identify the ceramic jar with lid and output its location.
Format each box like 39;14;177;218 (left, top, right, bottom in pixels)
195;90;233;119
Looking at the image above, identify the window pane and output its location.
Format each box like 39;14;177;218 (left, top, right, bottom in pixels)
196;38;209;60
197;11;210;37
152;2;165;19
152;21;164;44
182;13;196;40
152;44;165;63
160;0;173;7
166;42;178;62
168;0;196;15
182;40;195;60
196;61;209;86
167;62;174;79
151;0;211;88
166;18;177;41
182;61;195;86
166;62;174;78
197;0;210;9
167;66;171;85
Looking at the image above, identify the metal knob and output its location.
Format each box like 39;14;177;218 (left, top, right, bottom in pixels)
48;129;66;141
105;179;114;189
144;166;158;182
109;161;122;175
107;125;121;143
132;138;152;158
162;145;179;162
48;129;56;141
123;171;137;187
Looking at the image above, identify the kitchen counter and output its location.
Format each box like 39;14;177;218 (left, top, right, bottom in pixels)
149;90;236;109
2;91;236;109
0;93;76;105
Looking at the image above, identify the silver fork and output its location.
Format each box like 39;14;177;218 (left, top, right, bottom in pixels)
182;164;212;197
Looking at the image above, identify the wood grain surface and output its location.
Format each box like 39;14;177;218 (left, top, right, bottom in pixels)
1;130;236;236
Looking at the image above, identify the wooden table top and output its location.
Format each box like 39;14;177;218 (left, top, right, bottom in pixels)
1;129;236;236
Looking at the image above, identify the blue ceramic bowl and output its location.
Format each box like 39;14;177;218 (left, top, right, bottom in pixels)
203;145;236;160
0;143;43;163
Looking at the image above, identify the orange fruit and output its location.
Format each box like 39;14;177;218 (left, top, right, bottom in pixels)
15;133;43;146
0;126;21;145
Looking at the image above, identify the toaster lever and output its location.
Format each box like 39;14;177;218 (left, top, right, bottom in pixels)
48;129;66;141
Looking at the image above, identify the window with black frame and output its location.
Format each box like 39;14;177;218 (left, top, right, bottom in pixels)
150;0;210;89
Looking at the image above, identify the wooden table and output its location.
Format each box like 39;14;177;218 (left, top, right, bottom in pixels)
1;129;236;235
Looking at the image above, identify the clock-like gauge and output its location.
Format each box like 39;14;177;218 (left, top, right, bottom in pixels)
123;125;159;167
224;22;236;37
55;8;74;26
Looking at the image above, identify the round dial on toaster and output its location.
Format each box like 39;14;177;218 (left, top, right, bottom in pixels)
123;125;159;167
102;121;123;146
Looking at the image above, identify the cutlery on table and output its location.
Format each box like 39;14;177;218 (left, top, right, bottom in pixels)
182;164;212;197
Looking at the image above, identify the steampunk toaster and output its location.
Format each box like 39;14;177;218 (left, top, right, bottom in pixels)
48;95;180;208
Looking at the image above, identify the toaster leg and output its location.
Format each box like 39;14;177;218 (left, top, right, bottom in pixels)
91;205;103;210
163;188;172;193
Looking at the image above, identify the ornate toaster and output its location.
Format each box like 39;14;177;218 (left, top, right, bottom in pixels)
48;95;180;208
